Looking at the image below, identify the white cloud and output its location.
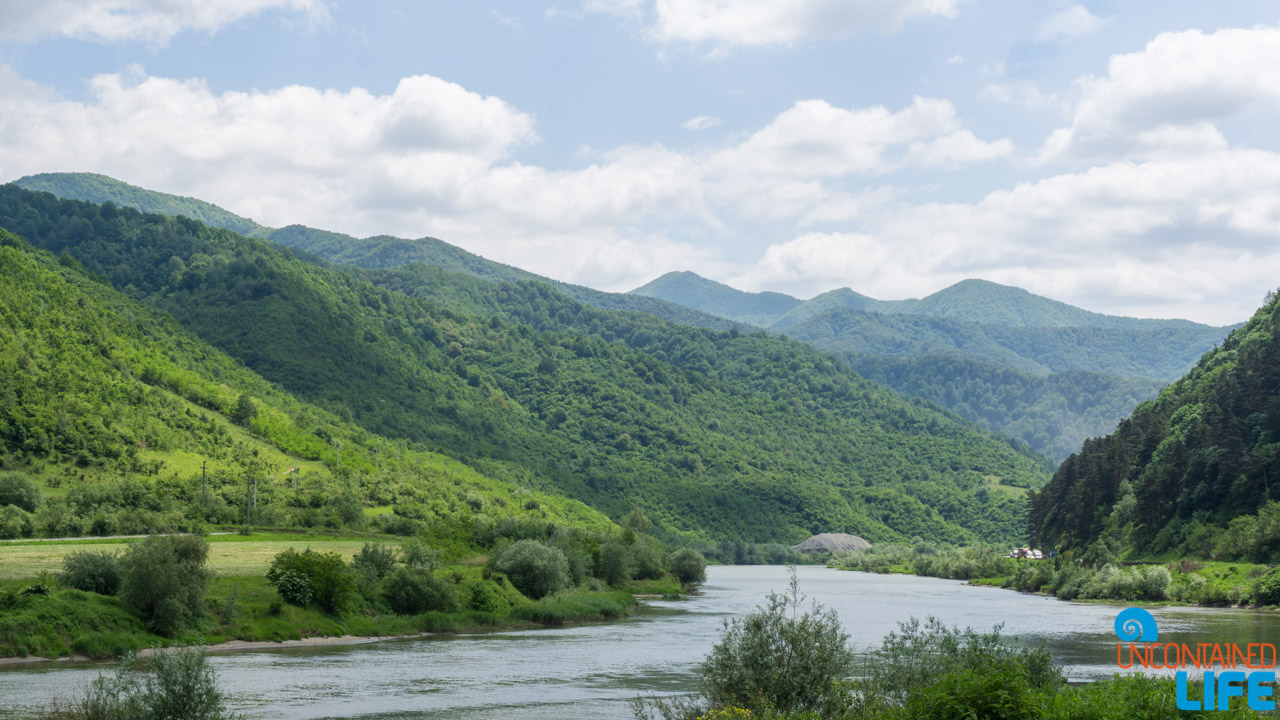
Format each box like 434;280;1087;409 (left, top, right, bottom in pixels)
0;65;1011;289
0;0;328;44
706;97;1009;180
1036;5;1106;43
1040;26;1280;164
981;80;1062;111
732;150;1280;324
583;0;967;49
947;54;963;65
683;115;722;130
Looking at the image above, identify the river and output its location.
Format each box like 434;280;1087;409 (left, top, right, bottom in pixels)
4;565;1280;718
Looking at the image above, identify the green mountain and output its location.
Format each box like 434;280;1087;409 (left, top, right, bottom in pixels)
633;271;1215;333
0;184;1053;544
0;227;612;541
11;173;739;333
627;270;1234;461
849;355;1165;463
631;271;802;327
1028;291;1280;558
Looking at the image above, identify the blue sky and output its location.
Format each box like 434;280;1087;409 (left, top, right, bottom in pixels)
1;1;1278;324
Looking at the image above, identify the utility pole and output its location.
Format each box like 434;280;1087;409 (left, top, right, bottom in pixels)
293;465;298;492
375;447;380;470
245;476;253;527
201;460;206;500
253;476;258;510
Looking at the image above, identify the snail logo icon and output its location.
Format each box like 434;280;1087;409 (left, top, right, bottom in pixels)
1114;607;1158;643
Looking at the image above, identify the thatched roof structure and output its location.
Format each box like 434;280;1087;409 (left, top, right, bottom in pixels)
792;533;872;554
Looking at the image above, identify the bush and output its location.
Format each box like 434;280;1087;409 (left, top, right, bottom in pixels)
467;580;509;613
599;541;631;586
864;616;1061;709
401;539;442;572
266;548;357;614
351;543;397;580
0;504;36;539
630;542;665;581
698;570;855;715
43;647;240;720
383;568;461;615
1256;569;1280;605
0;473;41;512
493;540;570;599
668;548;707;586
61;550;123;595
119;535;210;636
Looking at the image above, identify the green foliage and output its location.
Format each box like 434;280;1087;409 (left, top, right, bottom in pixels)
598;541;632;586
698;570;856;715
350;543;397;580
118;535;210;636
1030;291;1280;557
265;548;357;614
230;394;257;427
60;550;123;595
400;539;442;572
383;567;461;615
493;539;570;599
38;646;240;720
0;473;41;512
850;355;1165;462
668;548;707;585
0;185;1051;545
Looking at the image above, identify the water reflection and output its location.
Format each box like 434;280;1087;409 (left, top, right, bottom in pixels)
3;565;1279;719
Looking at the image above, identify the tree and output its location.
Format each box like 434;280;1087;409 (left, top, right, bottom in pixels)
60;550;122;595
699;569;855;714
668;548;707;586
0;473;40;512
119;535;211;636
493;540;569;599
266;548;357;614
231;393;257;427
599;541;631;586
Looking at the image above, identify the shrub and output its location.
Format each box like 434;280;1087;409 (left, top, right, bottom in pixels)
630;542;665;581
493;540;570;599
61;550;123;595
699;569;855;715
668;548;707;586
351;543;397;580
467;580;507;613
1256;570;1280;605
118;535;210;636
44;647;240;720
384;568;461;615
599;542;631;586
0;473;41;512
401;539;442;572
0;504;36;539
266;548;357;614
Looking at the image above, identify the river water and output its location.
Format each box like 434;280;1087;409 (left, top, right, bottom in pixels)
4;565;1280;719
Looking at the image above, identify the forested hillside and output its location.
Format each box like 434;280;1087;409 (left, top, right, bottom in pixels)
11;173;739;332
0;228;611;540
1028;291;1280;559
0;185;1051;544
848;355;1164;462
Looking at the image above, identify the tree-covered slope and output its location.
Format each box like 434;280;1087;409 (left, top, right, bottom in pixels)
782;306;1222;382
0;185;1051;544
849;355;1164;462
630;271;802;327
13;173;266;237
11;173;738;332
0;228;612;540
1028;291;1280;556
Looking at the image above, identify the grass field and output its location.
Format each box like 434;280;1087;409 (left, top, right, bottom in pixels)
0;533;404;580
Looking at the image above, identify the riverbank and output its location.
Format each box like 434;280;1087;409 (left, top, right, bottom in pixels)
0;571;680;664
830;544;1280;608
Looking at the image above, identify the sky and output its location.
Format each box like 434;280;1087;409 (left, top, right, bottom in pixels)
1;1;1278;325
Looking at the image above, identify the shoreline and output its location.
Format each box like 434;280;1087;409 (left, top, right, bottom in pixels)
0;632;430;667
